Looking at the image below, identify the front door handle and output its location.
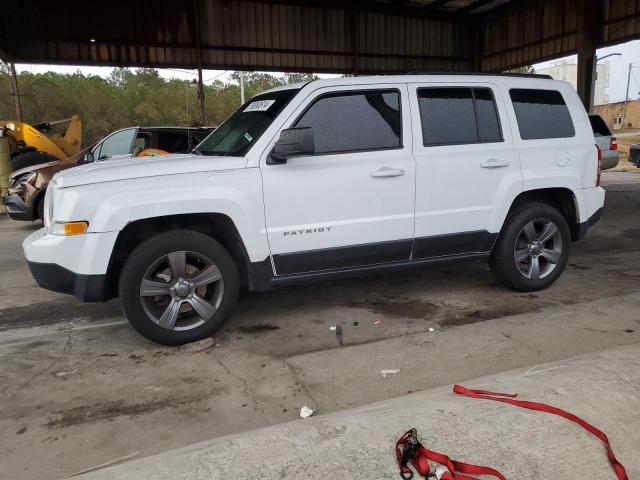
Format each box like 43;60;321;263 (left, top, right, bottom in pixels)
481;158;510;168
370;167;406;178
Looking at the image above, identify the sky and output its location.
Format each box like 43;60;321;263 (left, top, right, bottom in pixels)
10;39;640;104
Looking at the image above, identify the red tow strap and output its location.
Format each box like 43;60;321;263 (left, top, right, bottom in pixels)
396;385;628;479
396;428;507;480
453;385;628;480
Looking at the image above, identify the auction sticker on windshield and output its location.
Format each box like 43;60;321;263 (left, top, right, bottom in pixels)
244;100;276;112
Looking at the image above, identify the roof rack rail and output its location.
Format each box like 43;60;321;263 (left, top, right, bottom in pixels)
404;71;553;80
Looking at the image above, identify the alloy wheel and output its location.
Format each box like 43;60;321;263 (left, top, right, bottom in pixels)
513;218;563;280
139;250;224;331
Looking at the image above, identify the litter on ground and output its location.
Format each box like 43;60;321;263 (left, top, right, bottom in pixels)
380;368;401;378
299;406;315;418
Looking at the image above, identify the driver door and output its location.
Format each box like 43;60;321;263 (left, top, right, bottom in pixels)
261;84;416;276
93;128;137;160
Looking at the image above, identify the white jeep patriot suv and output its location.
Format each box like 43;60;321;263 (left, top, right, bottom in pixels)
23;74;605;345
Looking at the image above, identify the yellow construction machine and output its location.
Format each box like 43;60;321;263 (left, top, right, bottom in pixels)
0;115;82;171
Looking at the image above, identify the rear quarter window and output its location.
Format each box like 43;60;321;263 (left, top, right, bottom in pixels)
510;89;575;140
589;115;612;137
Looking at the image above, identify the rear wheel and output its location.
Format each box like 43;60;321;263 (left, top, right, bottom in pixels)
490;203;570;291
118;230;240;345
11;151;57;171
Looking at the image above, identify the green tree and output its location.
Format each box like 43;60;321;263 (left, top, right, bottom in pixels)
284;72;319;84
506;65;535;74
0;67;300;145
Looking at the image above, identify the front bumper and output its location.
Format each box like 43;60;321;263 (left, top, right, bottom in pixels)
27;260;110;301
3;194;34;221
23;228;119;301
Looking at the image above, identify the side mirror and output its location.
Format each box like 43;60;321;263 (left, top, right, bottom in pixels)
83;151;95;164
268;127;314;165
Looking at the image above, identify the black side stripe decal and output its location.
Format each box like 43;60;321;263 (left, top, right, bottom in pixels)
274;238;412;275
272;230;497;275
412;230;497;259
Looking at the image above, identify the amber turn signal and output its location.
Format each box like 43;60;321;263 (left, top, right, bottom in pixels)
52;221;89;236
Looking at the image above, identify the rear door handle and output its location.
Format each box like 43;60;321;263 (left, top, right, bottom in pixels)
370;167;406;178
480;158;510;168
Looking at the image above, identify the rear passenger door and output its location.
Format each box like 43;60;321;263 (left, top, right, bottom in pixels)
261;85;416;275
408;84;521;258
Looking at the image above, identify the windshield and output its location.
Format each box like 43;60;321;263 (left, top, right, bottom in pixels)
196;89;299;156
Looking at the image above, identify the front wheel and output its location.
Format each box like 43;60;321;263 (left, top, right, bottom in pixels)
490;203;570;292
119;230;240;345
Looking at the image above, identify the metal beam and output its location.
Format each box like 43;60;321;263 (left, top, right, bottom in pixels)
192;0;206;126
251;0;461;21
457;0;499;15
424;0;455;14
6;38;472;69
576;0;602;110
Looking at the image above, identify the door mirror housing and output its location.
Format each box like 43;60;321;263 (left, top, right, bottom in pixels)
268;127;314;164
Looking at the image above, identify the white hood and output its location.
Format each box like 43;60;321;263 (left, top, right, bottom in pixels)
52;154;247;189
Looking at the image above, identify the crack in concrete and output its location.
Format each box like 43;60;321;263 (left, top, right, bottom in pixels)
12;328;73;396
284;361;320;412
213;357;260;415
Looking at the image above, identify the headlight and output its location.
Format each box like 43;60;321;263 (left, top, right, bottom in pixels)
51;221;89;236
15;172;36;186
44;185;54;231
5;122;16;131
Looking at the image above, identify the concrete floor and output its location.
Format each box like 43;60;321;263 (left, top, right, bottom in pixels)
80;344;640;480
1;170;640;479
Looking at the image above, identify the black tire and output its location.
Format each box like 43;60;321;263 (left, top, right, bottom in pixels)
11;151;57;171
490;202;570;292
118;230;240;345
35;193;45;222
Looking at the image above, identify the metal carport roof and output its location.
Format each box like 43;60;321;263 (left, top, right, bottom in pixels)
1;0;639;106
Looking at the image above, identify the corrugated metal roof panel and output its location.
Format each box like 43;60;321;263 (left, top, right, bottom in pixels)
0;0;638;73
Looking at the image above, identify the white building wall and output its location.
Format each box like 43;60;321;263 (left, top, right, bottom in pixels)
536;61;610;105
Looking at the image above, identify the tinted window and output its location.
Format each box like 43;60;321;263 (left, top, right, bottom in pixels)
417;88;503;146
510;89;575;140
190;131;210;145
97;128;136;159
294;90;401;154
157;132;190;152
418;88;477;145
589;115;611;137
475;88;502;143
